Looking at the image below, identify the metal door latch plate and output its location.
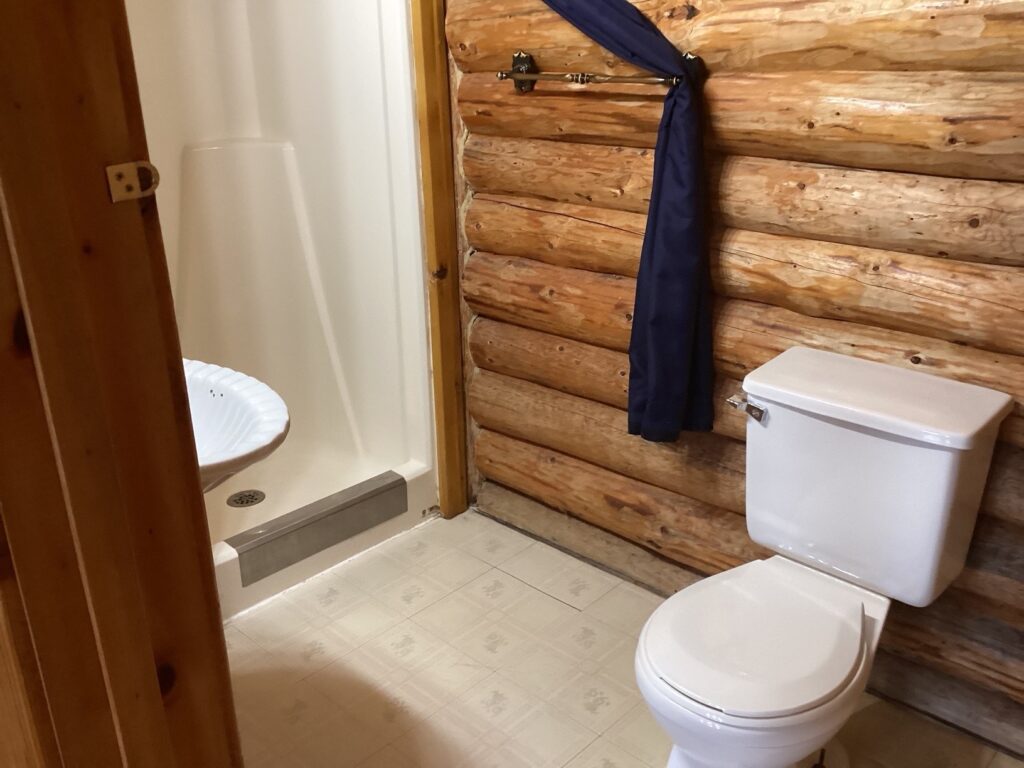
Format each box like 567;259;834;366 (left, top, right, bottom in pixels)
105;161;160;202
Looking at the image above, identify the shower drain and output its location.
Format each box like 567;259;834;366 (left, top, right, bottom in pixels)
227;489;266;508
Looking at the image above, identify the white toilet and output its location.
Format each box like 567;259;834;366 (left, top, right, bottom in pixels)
635;347;1012;768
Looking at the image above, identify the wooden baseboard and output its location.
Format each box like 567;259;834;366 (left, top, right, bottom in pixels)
475;480;1024;757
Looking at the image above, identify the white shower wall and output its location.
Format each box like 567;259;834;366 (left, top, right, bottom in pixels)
125;0;436;543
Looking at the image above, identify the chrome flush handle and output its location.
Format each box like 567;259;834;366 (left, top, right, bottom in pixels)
726;394;766;423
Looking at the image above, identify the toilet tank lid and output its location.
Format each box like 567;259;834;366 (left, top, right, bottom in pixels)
743;348;1013;450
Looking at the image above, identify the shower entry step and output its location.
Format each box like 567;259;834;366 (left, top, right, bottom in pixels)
225;470;407;586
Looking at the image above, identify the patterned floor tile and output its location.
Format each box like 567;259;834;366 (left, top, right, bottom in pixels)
584;581;663;636
504;703;597;768
565;736;650;768
551;671;640;733
375;572;449;617
537;561;621;610
228;512;1008;768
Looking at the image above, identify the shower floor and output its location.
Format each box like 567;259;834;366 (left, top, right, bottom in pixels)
225;512;1019;768
205;434;386;545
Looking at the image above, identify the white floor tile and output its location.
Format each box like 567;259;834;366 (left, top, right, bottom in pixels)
453;616;535;669
584;582;663;636
456;741;535;768
537;561;621;610
412;591;489;639
295;709;391;768
328;597;404;647
548;611;631;664
228;512;1006;768
246;678;343;740
451;671;538;735
605;702;673;767
499;541;579;589
504;703;596;768
356;745;407;768
339;551;410;592
428;510;498;546
375;572;449;617
285;571;368;622
421;548;491;591
458;520;533;566
360;620;446;676
376;527;453;570
233;597;316;649
406;645;492;703
599;642;640;690
459;569;536;612
551;671;641;733
504;586;578;634
565;736;650;768
263;623;355;685
223;624;269;670
505;640;581;699
314;646;409;698
393;709;482;768
339;674;447;742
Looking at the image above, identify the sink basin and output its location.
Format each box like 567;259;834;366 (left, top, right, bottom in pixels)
184;359;290;491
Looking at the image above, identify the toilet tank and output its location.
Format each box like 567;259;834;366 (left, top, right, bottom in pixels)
742;347;1012;607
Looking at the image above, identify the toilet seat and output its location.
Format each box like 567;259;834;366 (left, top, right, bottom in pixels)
641;558;870;719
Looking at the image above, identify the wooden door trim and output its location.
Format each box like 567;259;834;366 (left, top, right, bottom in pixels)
0;528;60;768
411;0;470;518
0;214;126;766
0;0;242;764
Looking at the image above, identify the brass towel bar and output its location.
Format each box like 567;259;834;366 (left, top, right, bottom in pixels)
497;51;681;93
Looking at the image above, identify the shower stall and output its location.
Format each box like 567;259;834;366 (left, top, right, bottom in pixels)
125;0;437;613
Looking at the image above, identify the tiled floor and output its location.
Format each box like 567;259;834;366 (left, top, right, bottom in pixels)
226;512;1021;768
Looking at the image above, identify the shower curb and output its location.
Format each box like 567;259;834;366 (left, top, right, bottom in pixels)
225;470;407;586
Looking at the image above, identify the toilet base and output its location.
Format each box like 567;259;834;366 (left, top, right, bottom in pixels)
665;738;850;768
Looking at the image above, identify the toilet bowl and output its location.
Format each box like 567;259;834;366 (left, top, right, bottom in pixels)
636;558;889;768
633;348;1011;768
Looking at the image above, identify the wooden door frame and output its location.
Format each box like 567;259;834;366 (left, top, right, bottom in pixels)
410;0;470;518
0;1;241;764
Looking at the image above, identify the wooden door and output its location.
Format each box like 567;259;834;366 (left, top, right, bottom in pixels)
0;0;242;765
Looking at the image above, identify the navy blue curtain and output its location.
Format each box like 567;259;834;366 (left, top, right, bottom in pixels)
540;0;714;441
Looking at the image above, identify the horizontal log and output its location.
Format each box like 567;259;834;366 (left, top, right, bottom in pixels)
463;251;634;350
466;194;645;278
469;316;629;408
712;230;1024;358
475;429;766;573
469;317;747;440
459;73;1024;182
462;136;1024;267
466;195;1024;356
474;430;1024;703
462;252;1024;443
463;136;653;214
447;0;1024;74
468;369;747;513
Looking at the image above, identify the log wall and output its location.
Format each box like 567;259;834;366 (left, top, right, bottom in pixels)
446;0;1024;752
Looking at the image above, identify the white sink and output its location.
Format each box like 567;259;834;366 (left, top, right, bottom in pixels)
184;359;290;491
